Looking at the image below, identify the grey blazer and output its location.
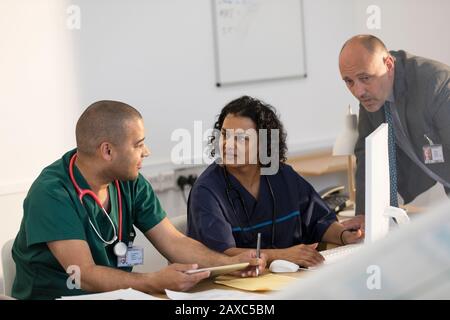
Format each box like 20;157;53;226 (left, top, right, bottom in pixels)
354;50;450;214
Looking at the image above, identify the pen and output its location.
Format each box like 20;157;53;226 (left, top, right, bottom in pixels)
256;232;261;276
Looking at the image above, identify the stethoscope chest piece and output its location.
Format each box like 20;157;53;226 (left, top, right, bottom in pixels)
113;241;128;257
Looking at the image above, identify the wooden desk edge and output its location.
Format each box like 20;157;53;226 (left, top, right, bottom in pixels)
287;151;354;176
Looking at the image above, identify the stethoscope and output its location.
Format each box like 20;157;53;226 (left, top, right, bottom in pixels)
222;167;277;248
69;154;128;257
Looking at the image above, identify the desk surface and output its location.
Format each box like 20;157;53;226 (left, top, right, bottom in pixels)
287;150;353;176
156;241;346;299
155;269;307;299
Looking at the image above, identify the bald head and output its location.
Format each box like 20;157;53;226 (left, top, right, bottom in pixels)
339;35;395;113
76;100;142;156
340;34;388;56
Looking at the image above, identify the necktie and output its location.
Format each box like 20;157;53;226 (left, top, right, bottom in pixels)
384;102;399;207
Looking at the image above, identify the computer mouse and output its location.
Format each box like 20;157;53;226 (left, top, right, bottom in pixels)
269;259;299;273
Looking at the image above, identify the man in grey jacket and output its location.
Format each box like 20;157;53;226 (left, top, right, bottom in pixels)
338;35;450;224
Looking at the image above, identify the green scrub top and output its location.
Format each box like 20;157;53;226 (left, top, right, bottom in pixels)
11;149;167;300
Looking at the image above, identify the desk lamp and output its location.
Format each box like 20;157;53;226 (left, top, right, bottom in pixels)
332;105;358;205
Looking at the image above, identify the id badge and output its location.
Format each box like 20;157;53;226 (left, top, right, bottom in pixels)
117;246;144;267
423;144;445;164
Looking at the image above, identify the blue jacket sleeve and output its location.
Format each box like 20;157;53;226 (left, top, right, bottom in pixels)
187;184;236;252
298;176;337;243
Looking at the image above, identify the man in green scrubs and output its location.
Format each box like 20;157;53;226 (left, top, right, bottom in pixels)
11;100;264;300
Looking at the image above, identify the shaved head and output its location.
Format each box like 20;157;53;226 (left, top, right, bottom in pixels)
339;35;395;113
76;100;142;156
340;34;388;56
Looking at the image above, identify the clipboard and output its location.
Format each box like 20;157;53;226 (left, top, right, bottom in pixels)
185;262;250;277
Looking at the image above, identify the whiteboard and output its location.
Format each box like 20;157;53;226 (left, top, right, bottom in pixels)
212;0;307;86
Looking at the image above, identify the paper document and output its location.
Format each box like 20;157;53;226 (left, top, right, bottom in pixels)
165;289;265;300
214;274;296;291
58;288;162;300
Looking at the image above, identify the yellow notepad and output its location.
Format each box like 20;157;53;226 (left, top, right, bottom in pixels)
214;273;296;292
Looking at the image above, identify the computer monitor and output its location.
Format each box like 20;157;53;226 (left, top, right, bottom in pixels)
364;123;391;243
272;200;450;299
365;123;409;244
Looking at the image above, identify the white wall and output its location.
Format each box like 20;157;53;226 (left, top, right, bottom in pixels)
72;0;356;166
0;0;80;290
0;0;80;193
1;0;450;285
354;0;450;65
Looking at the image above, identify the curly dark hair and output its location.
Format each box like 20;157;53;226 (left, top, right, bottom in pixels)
209;95;287;165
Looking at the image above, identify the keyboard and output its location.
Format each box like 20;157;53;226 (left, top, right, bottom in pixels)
319;244;363;265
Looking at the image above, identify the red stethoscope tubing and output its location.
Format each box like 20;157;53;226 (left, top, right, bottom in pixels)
69;153;123;243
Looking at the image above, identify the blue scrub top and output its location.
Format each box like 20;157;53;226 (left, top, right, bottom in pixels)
187;163;337;252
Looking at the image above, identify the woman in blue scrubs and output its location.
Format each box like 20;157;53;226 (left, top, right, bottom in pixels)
187;96;363;267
